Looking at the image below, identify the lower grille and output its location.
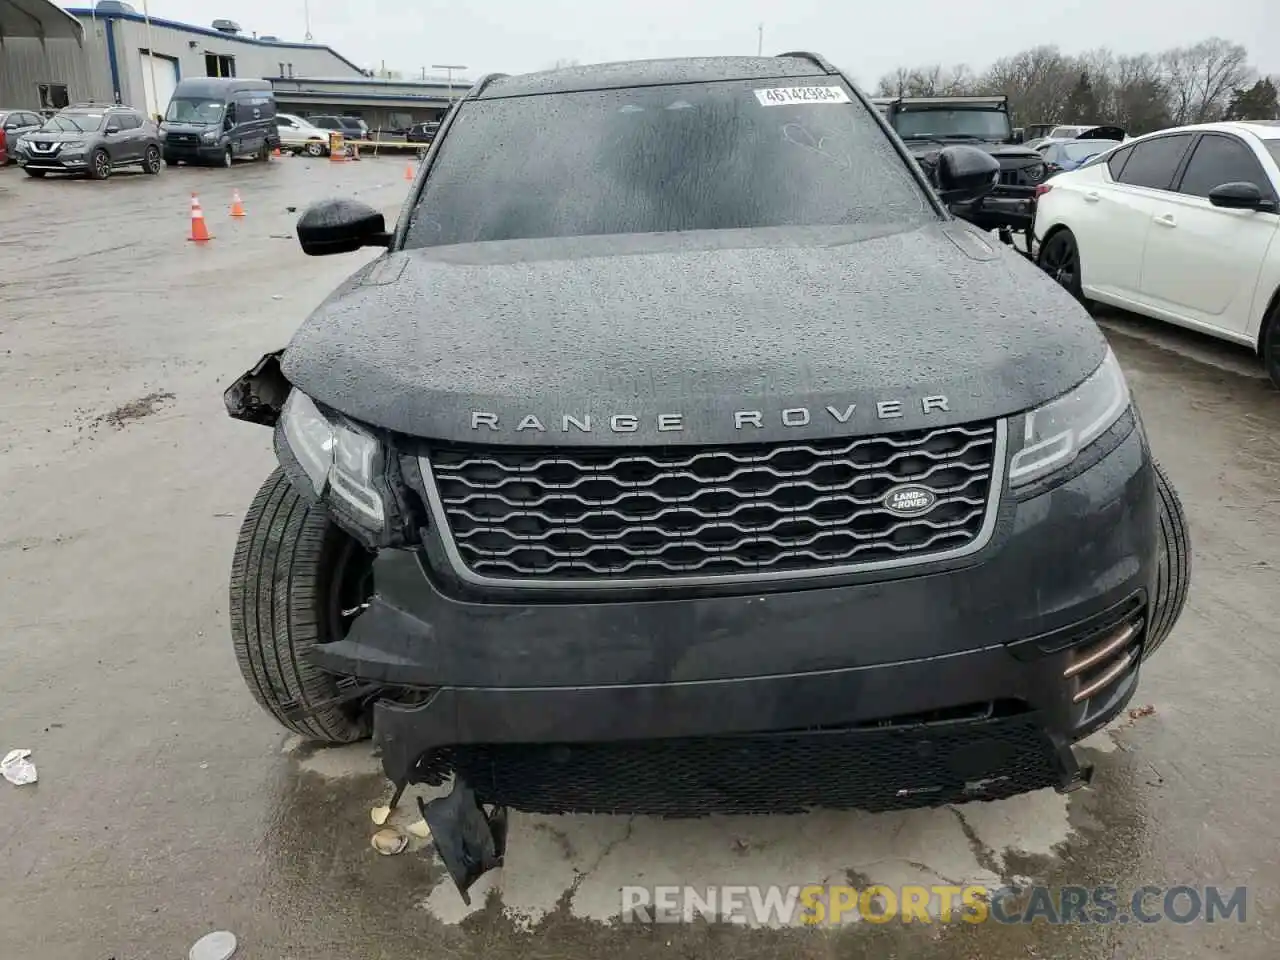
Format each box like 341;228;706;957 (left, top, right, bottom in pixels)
429;712;1060;816
424;420;1002;584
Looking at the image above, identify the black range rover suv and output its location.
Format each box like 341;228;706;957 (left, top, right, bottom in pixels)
224;53;1190;900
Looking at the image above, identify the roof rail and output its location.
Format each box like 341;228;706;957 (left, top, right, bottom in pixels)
467;72;510;100
775;51;835;73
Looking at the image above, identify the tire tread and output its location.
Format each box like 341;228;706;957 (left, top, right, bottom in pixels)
229;469;367;742
1146;460;1191;657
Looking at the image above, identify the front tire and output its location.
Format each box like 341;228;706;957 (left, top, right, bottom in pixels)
305;140;324;157
1262;301;1280;389
1038;227;1089;307
1145;460;1190;659
89;148;111;180
223;146;233;168
229;469;373;743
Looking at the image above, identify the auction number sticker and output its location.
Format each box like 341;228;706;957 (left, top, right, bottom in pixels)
754;86;851;106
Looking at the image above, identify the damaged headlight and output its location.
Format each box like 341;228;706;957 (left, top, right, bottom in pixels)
279;389;386;527
1009;347;1130;487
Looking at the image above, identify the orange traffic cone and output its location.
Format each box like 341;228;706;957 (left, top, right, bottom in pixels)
404;162;415;181
188;194;212;242
230;190;246;218
272;145;282;158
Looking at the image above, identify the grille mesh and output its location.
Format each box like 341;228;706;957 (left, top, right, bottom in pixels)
427;713;1060;816
426;423;998;581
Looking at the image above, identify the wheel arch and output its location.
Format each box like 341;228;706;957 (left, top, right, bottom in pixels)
1038;222;1086;290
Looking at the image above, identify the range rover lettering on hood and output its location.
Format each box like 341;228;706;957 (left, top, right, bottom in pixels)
472;395;950;434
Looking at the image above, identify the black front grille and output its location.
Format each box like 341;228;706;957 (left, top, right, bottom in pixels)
429;711;1060;816
167;133;199;145
426;422;998;582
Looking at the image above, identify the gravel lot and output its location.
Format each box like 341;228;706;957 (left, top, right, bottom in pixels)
0;157;1276;960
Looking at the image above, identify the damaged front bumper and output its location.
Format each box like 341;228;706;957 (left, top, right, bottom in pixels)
308;427;1155;899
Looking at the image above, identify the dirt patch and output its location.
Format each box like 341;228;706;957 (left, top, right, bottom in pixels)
97;390;175;429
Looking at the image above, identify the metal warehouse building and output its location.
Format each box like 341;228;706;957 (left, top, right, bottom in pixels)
0;0;459;129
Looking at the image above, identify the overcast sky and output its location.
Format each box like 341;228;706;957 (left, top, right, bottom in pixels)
119;0;1280;84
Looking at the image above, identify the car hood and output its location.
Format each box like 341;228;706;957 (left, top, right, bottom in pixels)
24;131;94;143
281;223;1107;446
904;140;1042;163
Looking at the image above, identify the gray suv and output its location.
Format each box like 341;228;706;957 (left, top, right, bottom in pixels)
15;103;163;179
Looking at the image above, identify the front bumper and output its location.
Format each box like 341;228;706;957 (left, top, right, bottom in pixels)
951;185;1037;233
16;150;90;172
162;140;223;161
311;423;1156;813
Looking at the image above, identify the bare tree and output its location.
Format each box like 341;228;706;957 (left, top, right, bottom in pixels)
872;36;1258;135
1161;38;1251;124
874;67;912;98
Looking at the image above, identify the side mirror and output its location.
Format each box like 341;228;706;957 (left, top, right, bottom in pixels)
1208;181;1278;212
1012;129;1025;143
105;123;120;134
297;198;393;256
935;145;1000;204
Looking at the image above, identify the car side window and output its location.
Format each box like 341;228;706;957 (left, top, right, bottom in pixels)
1106;145;1133;179
1176;134;1273;199
1113;134;1193;191
120;113;141;129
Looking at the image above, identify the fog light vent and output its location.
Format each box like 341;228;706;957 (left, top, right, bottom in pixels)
1066;620;1143;704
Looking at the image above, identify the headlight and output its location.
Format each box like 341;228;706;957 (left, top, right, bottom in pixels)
280;390;386;527
16;137;29;149
201;130;218;142
1025;162;1046;182
1009;347;1130;487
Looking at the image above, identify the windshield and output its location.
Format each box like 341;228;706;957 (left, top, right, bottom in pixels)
893;107;1011;140
1048;126;1086;140
41;112;105;133
165;98;224;124
404;79;932;249
1064;140;1119;162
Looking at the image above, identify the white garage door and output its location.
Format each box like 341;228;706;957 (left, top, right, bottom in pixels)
139;53;178;122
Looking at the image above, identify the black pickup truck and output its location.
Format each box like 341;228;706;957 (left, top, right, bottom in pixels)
878;95;1048;252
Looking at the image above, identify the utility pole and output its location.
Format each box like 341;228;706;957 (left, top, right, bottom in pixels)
432;64;468;103
757;23;763;56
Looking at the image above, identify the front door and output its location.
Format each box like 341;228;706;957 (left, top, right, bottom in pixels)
103;113;137;162
1138;133;1280;338
1080;133;1195;301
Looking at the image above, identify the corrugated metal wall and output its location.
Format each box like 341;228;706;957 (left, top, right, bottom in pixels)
0;22;114;110
0;15;361;115
112;19;359;113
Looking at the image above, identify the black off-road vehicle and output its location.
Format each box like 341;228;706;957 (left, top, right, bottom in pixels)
881;95;1049;250
224;54;1190;901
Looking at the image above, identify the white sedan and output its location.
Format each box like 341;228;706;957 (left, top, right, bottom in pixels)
274;113;331;157
1033;121;1280;386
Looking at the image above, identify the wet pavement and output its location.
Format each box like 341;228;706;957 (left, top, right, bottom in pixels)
1;158;1277;959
